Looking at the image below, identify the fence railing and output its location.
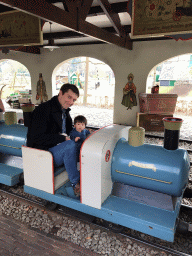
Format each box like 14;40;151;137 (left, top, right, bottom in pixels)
76;96;192;114
76;95;114;109
175;99;192;115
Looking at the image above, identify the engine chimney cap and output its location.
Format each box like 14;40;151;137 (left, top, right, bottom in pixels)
163;117;183;131
162;117;182;123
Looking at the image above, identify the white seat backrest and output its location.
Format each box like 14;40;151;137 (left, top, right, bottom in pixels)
22;146;54;194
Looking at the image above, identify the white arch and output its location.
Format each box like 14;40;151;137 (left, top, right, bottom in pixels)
51;56;115;127
146;53;192;94
0;59;31;113
0;58;31;89
52;56;115;99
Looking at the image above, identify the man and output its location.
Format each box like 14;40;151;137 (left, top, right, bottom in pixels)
27;83;80;196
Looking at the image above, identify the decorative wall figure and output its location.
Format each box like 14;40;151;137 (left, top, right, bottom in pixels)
36;73;48;104
121;73;137;110
151;85;159;94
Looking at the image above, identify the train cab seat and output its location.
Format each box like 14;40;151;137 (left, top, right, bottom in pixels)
22;146;68;194
54;165;68;191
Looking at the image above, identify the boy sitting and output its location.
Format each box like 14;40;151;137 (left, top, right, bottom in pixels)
70;115;91;162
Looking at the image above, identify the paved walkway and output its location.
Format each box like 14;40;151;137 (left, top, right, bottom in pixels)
0;214;99;256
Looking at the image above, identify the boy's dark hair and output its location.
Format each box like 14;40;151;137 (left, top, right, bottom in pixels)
74;115;87;126
60;83;79;97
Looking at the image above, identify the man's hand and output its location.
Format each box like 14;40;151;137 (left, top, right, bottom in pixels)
65;136;71;141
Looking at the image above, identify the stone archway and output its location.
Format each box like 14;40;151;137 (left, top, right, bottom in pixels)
52;56;115;127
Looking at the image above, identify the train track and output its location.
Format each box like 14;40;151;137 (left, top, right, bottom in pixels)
145;134;192;169
0;183;191;256
145;133;192;147
145;133;192;144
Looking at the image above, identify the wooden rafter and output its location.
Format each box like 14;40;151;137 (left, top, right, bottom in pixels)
0;2;129;16
88;1;128;16
62;0;78;15
0;46;40;54
43;25;131;40
61;0;94;20
79;0;94;20
14;46;40;54
0;0;132;50
97;0;126;37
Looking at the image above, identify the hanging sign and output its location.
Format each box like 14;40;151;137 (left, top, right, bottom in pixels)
0;11;43;46
131;0;192;38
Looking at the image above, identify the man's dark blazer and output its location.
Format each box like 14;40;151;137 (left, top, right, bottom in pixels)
27;96;73;150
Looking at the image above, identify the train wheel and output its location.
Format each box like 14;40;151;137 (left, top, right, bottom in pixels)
45;202;58;211
19;173;24;185
100;219;124;233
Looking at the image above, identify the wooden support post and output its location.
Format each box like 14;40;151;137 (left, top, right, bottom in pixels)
83;57;89;106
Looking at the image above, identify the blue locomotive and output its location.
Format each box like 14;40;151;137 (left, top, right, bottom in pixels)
0;117;190;242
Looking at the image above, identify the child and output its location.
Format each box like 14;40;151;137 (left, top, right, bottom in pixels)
70;115;90;162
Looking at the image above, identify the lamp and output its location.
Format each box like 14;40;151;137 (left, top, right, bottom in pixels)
43;22;59;51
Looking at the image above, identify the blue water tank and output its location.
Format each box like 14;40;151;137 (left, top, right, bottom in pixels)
0;122;28;156
111;139;190;197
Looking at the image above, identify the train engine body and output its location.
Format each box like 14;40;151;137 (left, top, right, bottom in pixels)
22;124;190;242
112;139;189;197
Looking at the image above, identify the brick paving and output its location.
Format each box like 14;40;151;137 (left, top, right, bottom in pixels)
0;214;99;256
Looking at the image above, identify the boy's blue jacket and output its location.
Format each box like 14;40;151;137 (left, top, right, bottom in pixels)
70;128;90;143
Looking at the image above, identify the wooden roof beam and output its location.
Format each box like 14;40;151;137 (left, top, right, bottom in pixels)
62;0;94;20
0;0;132;50
97;0;125;37
43;25;131;40
61;0;78;15
79;0;94;20
0;2;129;16
0;46;40;54
88;1;128;16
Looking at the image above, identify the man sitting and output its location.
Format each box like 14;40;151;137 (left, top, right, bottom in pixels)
27;83;80;197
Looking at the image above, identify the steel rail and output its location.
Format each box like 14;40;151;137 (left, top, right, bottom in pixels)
145;133;192;144
88;128;192;146
120;230;190;256
181;203;192;212
144;133;192;167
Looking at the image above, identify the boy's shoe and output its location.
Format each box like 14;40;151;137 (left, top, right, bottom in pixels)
73;182;80;197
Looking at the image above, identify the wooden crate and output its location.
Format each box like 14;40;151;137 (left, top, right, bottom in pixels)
138;93;177;115
136;113;173;132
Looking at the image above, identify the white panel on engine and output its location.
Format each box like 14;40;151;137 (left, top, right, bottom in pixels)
22;146;54;194
80;124;130;209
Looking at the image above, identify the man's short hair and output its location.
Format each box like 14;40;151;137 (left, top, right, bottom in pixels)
60;83;79;97
74;115;87;126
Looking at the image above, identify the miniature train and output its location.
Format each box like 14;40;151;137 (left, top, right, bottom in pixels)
0;118;190;242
